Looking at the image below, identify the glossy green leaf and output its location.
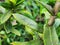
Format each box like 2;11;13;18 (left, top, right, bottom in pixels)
13;13;38;30
43;24;59;45
0;11;12;24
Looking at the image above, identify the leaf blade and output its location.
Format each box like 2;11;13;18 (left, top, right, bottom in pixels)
36;1;54;15
13;13;38;30
43;25;59;45
0;11;12;24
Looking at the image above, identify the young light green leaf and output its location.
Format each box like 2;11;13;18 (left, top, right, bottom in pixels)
0;11;12;24
13;13;38;30
43;24;59;45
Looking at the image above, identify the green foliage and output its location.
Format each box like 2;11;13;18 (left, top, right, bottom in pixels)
0;0;60;45
44;24;59;45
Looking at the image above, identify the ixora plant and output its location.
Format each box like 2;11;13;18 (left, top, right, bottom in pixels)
0;0;60;45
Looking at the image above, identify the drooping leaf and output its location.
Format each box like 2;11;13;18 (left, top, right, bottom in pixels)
43;24;59;45
0;11;12;24
13;13;38;30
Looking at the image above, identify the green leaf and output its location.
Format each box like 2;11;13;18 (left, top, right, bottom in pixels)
43;24;59;45
4;23;21;36
0;25;3;30
36;1;54;15
0;38;2;45
10;0;16;5
0;31;5;34
5;0;10;3
16;0;24;6
18;10;33;19
57;0;60;2
0;6;6;14
54;19;60;28
5;0;16;5
0;11;12;24
13;13;38;30
11;36;40;45
41;8;50;19
25;26;34;35
40;0;49;3
11;28;21;36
